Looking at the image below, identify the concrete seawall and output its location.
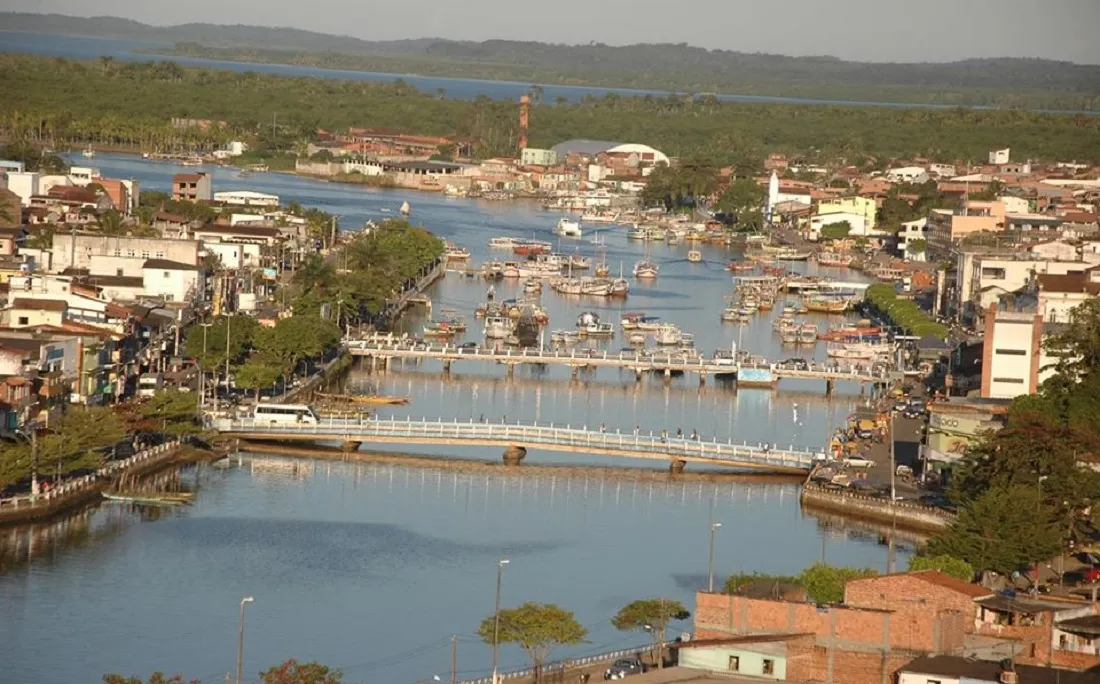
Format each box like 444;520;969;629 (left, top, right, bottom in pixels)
799;483;954;533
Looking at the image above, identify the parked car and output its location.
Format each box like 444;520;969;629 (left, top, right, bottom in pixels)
458;342;479;350
604;659;646;680
782;358;810;370
855;427;876;440
843;456;876;468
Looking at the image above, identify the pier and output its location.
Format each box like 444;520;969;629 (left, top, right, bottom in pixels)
344;336;892;390
210;416;823;474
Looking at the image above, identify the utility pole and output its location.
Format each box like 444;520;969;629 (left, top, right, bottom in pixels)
224;313;232;406
888;410;897;574
450;635;457;684
30;427;39;499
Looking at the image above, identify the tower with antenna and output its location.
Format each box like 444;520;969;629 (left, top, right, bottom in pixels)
518;95;530;154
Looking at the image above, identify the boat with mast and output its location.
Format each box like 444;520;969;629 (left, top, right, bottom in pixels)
633;243;659;279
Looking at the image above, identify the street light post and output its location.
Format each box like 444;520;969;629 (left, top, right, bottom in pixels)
707;522;722;592
236;596;255;684
491;558;510;684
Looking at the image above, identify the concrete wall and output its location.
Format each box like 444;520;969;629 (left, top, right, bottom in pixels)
681;646;786;679
799;484;953;532
52;234;201;272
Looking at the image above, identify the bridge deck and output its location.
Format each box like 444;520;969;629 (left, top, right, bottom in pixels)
212;417;821;474
345;339;889;383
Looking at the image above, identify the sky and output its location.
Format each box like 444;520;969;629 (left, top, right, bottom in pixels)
6;0;1100;64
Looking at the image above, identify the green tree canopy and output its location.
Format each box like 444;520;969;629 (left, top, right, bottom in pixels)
715;178;766;227
797;562;878;604
103;674;199;684
819;221;852;240
907;554;976;582
260;659;344;684
610;599;689;669
477;602;588;679
183;314;259;371
926;485;1064;576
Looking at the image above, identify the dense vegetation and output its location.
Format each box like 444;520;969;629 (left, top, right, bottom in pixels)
922;300;1100;576
864;284;949;339
6;12;1099;109
725;563;878;604
3;55;1099;163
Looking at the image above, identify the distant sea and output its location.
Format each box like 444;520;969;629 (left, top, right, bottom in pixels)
0;30;972;109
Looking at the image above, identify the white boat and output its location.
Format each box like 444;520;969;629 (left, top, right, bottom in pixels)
580;211;618;224
654;324;684;346
799;323;819;345
551;277;584;295
400;201;411;216
523;279;542;294
626;226;647;241
580;278;613;297
628;332;647;345
609;277;629;297
826;341;893;360
687;250;702;263
633;260;659;279
568;254;591;270
555;218;582;237
81;147;95;158
445;244;470;260
582;322;615;338
489;236;519;249
484;316;513;339
550;329;581;344
775;248;811;261
721;306;739;322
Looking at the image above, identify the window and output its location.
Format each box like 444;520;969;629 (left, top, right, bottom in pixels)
163;271;171;278
155;251;165;258
116;269;124;277
1059;635;1068;649
992;377;1026;384
995;349;1027;356
727;656;739;672
141;251;150;259
981;267;1006;280
17;316;28;325
927;680;942;684
762;659;774;675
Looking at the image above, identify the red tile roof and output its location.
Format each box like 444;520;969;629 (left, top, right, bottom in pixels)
909;570;993;598
11;298;67;312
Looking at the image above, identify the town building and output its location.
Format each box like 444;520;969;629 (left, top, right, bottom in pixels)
927;201;1008;252
521;148;558;166
989;148;1011;165
171;172;213;202
924;398;1011;471
809;210;869;240
213;190;280;207
898;654;1094;684
51;234;202;274
818;196;877;230
979;303;1060;399
1037;272;1100;323
885;166;930;184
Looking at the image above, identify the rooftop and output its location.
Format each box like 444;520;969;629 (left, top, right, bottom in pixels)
901;654;1096;684
1057;614;1100;636
10;298;67;312
143;258;203;272
977;593;1088;615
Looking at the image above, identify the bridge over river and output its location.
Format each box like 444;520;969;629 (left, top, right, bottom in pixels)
345;337;893;392
211;416;823;474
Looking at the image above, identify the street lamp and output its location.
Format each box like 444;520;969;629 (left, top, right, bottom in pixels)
236;596;255;684
491;558;510;684
707;522;722;592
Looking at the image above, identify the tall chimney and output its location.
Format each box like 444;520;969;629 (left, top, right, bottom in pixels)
518;95;530;154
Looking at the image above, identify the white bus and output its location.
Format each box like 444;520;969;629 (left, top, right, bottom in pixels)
253;404;319;425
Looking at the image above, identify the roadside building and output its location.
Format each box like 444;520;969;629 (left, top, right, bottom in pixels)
1037;272;1100;323
51;234;202;273
924;398;1011;472
521;148;557;166
885;166;930;184
213;190;280;207
809;210;869;240
817;196;877;231
898;654;1094;684
978;302;1064;399
171;172;213;202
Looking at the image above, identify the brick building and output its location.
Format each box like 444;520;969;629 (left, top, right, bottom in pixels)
171;172;212;202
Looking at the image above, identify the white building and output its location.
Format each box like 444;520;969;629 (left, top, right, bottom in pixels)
1036;272;1100;323
68;166;100;187
899;218;928;262
926;163;957;178
955;252;1090;319
203;241;261;268
998;195;1029;214
809;211;869;240
988;148;1010;164
884;167;930;184
141;259;205;303
980;303;1060;399
5;172;40;206
51;234;202;273
214;190;280;207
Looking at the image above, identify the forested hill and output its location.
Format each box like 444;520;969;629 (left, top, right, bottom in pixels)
5;12;1100;109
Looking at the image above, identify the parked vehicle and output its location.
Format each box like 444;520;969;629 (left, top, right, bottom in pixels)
843;456;876;468
604;659;646;680
781;358;809;370
253;404;319;425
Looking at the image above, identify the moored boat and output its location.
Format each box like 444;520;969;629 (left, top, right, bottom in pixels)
804;297;850;314
687;249;703;263
633;260;659;279
489;236;519;249
555;218;583;237
798;323;819;345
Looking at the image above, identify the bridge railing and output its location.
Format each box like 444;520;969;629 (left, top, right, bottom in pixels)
213;416;821;469
343;339;890;381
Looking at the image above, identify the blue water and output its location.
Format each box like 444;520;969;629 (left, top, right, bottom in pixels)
0;153;910;684
0;31;988;109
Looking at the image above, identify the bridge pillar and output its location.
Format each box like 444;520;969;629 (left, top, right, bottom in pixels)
502;445;527;465
506;364;515;378
699;373;706;387
342;440;363;452
668;459;686;474
443;360;452;374
825;379;834;395
663;368;672;384
571;366;579;380
635;369;643;383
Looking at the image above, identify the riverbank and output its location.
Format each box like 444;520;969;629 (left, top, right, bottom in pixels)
0;441;215;526
798;483;953;533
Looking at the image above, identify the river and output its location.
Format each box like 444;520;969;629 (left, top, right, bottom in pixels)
0;31;958;109
0;154;909;684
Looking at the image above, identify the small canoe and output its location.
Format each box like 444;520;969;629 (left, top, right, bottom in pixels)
102;493;191;506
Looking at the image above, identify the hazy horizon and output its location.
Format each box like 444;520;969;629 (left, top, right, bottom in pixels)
4;1;1100;65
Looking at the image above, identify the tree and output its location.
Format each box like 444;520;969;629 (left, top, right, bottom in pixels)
724;572;800;595
610;599;689;669
907;554;976;582
183;315;258;372
715;178;766;228
907;238;927;255
0;440;33;490
133;390;201;436
235;353;285;400
260;659;343;684
798;562;877;604
477;602;588;681
1043;298;1100;387
819;221;852;241
37;407;128;478
926;485;1064;575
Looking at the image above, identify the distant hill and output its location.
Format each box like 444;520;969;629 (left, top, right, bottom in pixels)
4;12;1099;109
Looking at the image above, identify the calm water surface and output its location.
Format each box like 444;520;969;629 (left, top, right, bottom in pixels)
0;461;909;684
0;154;909;684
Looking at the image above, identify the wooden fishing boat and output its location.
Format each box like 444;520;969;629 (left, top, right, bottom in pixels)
102;492;192;506
803;297;850;314
315;392;409;405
